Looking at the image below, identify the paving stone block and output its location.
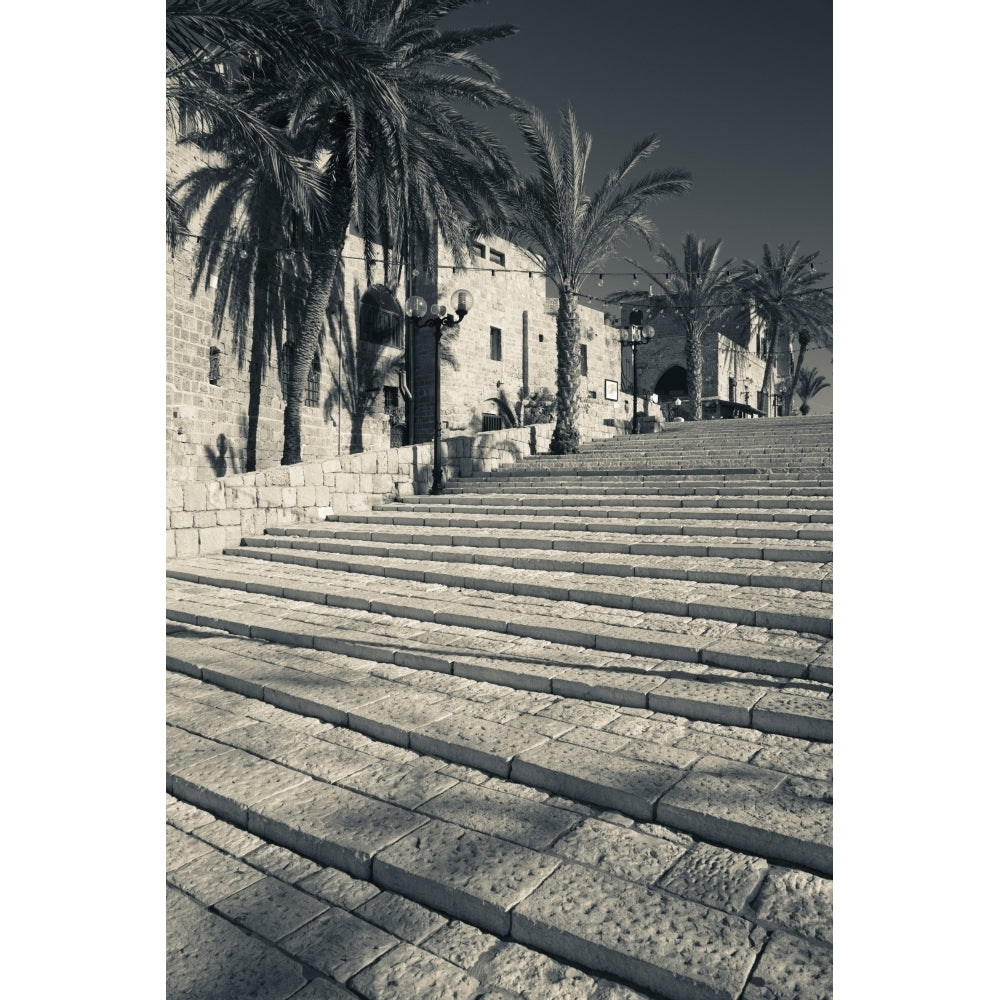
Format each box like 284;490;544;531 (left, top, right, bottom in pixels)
247;778;428;880
214;875;330;941
167;847;267;906
476;940;601;999
348;942;482;1000
551;817;689;885
752;690;833;742
166;824;215;871
167;886;307;1000
170;742;312;826
657;841;767;913
510;863;764;1000
752;867;833;944
511;741;684;820
354;891;449;944
297;867;381;911
194;818;268;858
410;714;552;776
279;906;400;984
417;781;580;851
422;920;500;970
372;818;562;936
741;931;832;1000
700;638;812;679
656;759;833;874
338;759;458;810
648;678;761;727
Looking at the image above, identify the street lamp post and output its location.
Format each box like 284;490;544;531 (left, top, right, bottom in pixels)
620;308;656;434
404;288;473;494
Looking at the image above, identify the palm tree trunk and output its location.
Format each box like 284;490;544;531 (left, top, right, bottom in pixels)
786;331;810;416
246;252;271;472
551;287;582;454
281;246;340;465
686;320;703;420
760;318;779;416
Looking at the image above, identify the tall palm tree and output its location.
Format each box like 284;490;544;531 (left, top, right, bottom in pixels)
738;242;832;415
279;0;517;465
788;328;811;415
796;366;830;415
497;105;691;453
623;234;735;420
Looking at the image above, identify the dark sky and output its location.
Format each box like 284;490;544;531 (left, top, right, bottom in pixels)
444;0;833;409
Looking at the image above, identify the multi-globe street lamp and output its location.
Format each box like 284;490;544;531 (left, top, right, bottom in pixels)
403;288;473;495
620;307;656;434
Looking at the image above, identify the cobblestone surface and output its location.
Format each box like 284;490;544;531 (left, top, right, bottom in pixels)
167;427;834;999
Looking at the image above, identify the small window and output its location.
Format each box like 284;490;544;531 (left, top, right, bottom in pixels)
359;285;404;349
209;346;222;385
488;247;505;267
472;241;486;259
728;376;737;403
588;390;597;399
482;413;503;431
305;353;321;407
383;386;399;410
490;327;502;361
580;344;588;376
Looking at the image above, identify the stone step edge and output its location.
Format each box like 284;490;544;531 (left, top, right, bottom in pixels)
166;744;789;1000
359;510;836;541
167;565;833;676
165;576;834;698
259;530;834;594
314;523;833;565
166;654;832;876
224;545;834;638
389;496;835;513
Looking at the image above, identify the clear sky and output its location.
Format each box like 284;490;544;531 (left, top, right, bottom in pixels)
444;0;833;412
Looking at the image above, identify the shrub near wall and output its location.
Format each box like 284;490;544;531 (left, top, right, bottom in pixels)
166;424;541;559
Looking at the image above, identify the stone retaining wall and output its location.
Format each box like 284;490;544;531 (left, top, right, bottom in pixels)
166;424;547;559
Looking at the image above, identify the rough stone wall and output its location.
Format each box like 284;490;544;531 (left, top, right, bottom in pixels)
409;234;627;443
166;424;540;559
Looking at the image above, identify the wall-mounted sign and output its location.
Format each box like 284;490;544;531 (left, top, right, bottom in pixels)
604;379;618;401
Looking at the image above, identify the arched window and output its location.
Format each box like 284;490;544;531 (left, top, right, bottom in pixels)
359;285;404;350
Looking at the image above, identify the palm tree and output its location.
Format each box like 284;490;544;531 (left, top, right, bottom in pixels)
497;105;691;453
796;366;830;415
788;328;811;414
622;234;736;420
279;0;518;465
738;242;832;415
168;0;378;470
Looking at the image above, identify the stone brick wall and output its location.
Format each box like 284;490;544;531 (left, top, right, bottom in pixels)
166;424;542;559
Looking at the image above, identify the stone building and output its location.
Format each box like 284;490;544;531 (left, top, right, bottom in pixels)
166;154;632;485
615;300;794;420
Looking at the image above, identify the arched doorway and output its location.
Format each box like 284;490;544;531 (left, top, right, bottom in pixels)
655;365;687;398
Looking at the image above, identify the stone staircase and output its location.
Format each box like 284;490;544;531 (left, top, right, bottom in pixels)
166;415;833;1000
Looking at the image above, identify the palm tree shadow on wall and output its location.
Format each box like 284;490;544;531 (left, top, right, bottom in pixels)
323;278;406;454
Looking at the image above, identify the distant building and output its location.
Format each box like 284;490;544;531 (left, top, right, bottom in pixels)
616;302;795;421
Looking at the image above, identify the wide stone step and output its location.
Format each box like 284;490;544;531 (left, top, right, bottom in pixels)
447;482;834;497
167;640;832;870
311;519;834;564
167;667;832;999
391;495;835;513
166;569;833;688
227;542;833;636
363;506;835;539
258;527;834;593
